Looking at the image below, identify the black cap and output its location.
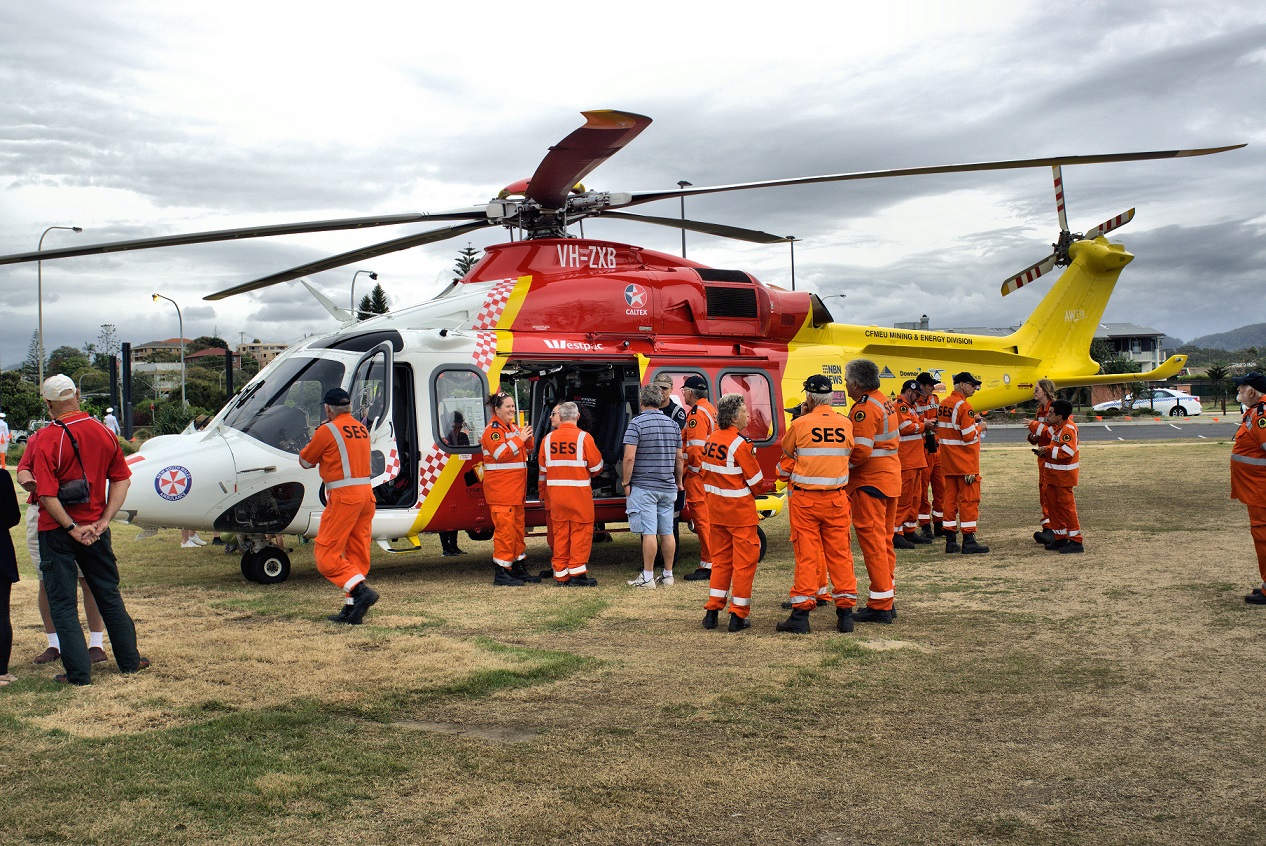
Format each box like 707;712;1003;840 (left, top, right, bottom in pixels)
682;374;708;391
1234;372;1266;393
916;372;937;386
323;387;352;405
952;371;982;387
803;374;833;393
900;379;922;393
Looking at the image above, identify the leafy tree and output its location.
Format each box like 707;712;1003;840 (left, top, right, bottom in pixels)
1091;339;1144;413
1205;364;1231;413
46;345;90;377
187;335;230;354
357;283;390;321
453;243;480;280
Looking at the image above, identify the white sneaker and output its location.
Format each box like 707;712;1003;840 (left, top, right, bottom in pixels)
181;540;200;548
136;528;159;540
656;573;674;586
627;574;656;589
190;534;208;546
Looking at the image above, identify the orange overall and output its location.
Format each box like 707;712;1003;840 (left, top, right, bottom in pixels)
848;390;901;611
299;414;376;592
538;422;603;582
702;426;764;619
936;391;982;535
916;393;945;527
1231;401;1266;582
1027;401;1054;531
896;398;928;536
778;405;855;612
682;398;717;572
1042;419;1081;543
481;418;534;570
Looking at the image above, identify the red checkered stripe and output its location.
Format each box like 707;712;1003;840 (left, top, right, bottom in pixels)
472;331;498;372
417;445;451;503
383;446;401;482
471;279;518;330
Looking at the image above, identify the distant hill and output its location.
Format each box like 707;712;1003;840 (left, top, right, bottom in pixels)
1187;323;1266;351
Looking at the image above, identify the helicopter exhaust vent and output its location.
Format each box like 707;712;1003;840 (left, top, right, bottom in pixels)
697;268;753;284
705;285;759;319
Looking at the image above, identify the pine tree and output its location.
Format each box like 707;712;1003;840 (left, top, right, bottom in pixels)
453;243;480;281
358;283;390;320
22;331;41;381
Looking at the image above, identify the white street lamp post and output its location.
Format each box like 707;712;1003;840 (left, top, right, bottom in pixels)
37;225;83;388
350;270;378;318
152;293;186;407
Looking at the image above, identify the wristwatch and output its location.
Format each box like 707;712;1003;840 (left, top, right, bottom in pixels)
67;521;78;531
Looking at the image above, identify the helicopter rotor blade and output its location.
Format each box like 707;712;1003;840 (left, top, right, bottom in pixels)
1084;208;1136;239
0;209;488;267
525;110;652;210
619;144;1246;208
203;221;488;301
1001;254;1057;297
598;211;789;244
1052;165;1069;233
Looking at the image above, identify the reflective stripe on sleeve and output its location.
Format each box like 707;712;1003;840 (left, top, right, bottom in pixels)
1232;453;1266;466
704;484;752;497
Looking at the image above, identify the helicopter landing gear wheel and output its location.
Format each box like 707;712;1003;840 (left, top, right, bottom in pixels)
244;547;291;584
757;525;767;562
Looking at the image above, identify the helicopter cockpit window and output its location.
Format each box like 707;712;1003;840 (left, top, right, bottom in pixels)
351;351;388;430
434;368;487;452
720;371;776;444
221;357;346;454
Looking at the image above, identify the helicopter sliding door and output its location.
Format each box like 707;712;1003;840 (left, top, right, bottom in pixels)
346;341;397;489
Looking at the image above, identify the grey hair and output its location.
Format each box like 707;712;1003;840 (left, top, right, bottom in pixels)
329;403;352;417
845;358;880;392
716;393;746;430
640;384;663;408
805;391;833;409
556;401;580;422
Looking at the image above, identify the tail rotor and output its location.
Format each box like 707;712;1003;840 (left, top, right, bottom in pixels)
1001;164;1134;297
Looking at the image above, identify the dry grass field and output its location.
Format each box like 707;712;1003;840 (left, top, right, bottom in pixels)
3;436;1265;845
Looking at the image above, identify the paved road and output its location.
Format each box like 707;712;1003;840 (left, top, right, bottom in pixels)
984;419;1240;444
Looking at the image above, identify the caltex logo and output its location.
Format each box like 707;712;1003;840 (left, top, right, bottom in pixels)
624;284;647;308
155;465;192;501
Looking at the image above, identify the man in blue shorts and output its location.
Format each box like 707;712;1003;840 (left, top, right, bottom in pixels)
622;384;684;588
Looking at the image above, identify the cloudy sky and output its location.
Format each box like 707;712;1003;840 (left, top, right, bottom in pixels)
1;1;1263;371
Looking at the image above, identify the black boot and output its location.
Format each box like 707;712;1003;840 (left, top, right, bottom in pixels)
493;566;525;587
836;607;854;633
852;605;894;624
933;521;946;537
944;533;960;554
960;533;990;554
440;531;465;556
727;612;751;632
775;608;812;634
328;602;355;624
920;524;935;541
346;582;380;624
1033;529;1054;545
702;609;719;629
510;559;541;583
1045;538;1068;551
1057;541;1084;554
908;531;933;545
683;567;712;581
893;532;917;550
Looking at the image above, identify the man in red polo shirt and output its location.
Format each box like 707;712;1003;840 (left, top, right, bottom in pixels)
32;374;147;685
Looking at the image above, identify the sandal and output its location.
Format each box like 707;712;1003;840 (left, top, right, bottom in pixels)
0;673;17;687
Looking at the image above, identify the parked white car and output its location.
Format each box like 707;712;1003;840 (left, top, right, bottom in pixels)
1093;388;1202;417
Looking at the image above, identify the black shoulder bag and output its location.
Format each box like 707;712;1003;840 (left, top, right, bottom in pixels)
52;420;91;506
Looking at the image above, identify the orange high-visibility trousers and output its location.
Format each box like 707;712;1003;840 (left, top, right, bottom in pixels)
314;486;376;591
850;489;896;610
705;524;760;618
491;504;526;568
1036;457;1052;529
1249;505;1266;582
898;469;922;534
942;475;981;534
918;454;945;525
1045;484;1082;542
788;488;855;611
549;516;594;580
683;473;713;567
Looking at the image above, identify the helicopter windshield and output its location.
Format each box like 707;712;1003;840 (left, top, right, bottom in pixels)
221;356;347;454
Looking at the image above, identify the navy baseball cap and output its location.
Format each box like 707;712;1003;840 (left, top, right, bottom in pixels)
952;371;982;387
323;387;352;405
1234;372;1266;392
900;379;922;393
803;374;833;393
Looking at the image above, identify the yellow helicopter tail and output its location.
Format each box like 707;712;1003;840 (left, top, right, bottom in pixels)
1005;236;1132;381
